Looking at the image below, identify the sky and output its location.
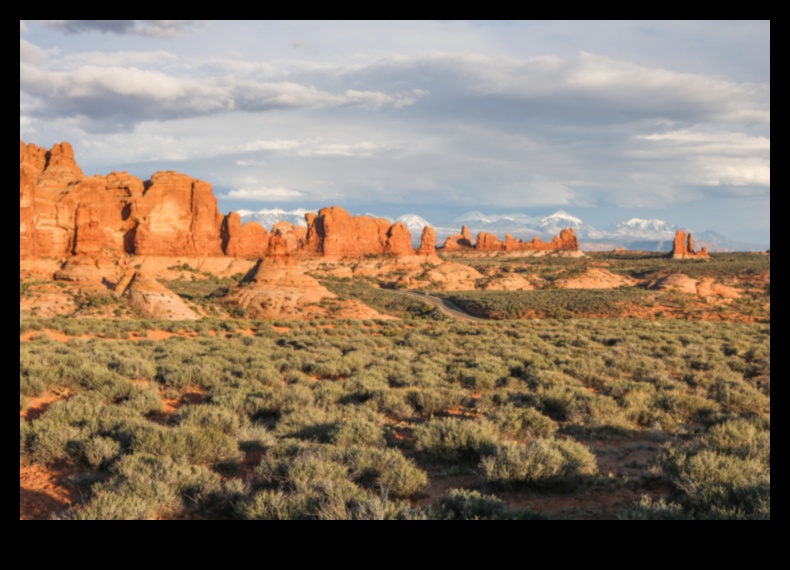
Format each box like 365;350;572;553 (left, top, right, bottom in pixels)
20;20;770;245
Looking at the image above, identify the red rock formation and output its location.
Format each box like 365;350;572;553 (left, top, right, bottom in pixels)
222;212;270;258
270;221;306;254
443;225;474;251
303;206;416;258
417;226;436;255
475;232;502;251
442;225;579;253
20;142;423;263
133;171;225;256
384;222;413;256
671;230;709;259
21;141;237;260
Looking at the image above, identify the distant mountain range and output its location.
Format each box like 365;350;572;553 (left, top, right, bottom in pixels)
238;208;765;252
236;208;310;229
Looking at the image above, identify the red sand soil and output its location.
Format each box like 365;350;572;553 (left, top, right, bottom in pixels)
21;388;73;422
20;460;79;520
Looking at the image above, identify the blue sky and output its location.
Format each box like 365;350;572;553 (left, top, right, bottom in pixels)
20;20;770;244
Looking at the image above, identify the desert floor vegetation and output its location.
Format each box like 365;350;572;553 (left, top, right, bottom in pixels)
21;314;769;520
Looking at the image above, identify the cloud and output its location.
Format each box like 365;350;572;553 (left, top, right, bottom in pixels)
20;20;28;33
19;44;424;129
238;139;301;152
634;130;770;188
41;20;206;38
221;187;304;200
20;39;47;65
297;141;388;158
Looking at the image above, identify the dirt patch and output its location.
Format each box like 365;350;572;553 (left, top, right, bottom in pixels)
148;387;207;425
416;466;482;507
20;459;79;520
21;388;73;422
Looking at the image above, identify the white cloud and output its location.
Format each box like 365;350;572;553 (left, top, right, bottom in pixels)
297;141;386;158
238;139;301;151
221;187;304;200
20;39;47;65
20;20;28;33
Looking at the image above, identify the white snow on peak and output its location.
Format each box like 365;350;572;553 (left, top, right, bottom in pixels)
541;210;584;225
397;214;432;230
617;218;673;231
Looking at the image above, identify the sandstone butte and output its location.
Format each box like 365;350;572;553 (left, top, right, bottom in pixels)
442;224;579;253
670;230;709;259
20;141;436;263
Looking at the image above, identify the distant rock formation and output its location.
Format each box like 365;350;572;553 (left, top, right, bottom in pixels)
441;224;580;254
222;211;269;259
442;225;474;251
671;230;709;259
20;141;437;263
417;226;437;256
303;206;415;258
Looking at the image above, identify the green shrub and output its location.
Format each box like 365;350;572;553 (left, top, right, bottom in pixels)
490;405;558;440
481;438;598;484
415;418;499;463
431;489;547;520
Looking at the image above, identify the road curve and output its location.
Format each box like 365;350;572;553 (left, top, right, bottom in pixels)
394;290;488;323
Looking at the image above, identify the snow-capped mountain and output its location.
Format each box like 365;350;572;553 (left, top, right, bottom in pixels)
397;214;435;246
535;210;605;239
451;210;604;240
237;208;311;229
397;214;432;232
236;207;752;252
615;218;675;232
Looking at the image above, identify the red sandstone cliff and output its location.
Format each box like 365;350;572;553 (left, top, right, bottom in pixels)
302;206;422;258
21;141;438;262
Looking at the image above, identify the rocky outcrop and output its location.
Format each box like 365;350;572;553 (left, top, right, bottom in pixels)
53;255;107;283
423;262;484;291
556;268;636;290
671;230;709;259
20;141;434;263
122;271;200;320
20;141;269;260
483;274;535;291
442;224;580;254
443;225;474;251
649;273;740;298
222;212;270;259
303;206;417;258
417;226;436;256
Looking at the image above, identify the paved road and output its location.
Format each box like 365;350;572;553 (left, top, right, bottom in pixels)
394;290;488;323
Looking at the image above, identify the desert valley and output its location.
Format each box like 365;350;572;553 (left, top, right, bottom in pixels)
20;141;770;520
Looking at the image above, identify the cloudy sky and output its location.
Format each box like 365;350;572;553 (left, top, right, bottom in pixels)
20;20;770;244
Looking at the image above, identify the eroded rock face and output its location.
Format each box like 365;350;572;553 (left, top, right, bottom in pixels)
21;141;237;260
222;212;270;259
20;142;427;263
671;230;709;259
417;226;437;255
303;206;417;258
